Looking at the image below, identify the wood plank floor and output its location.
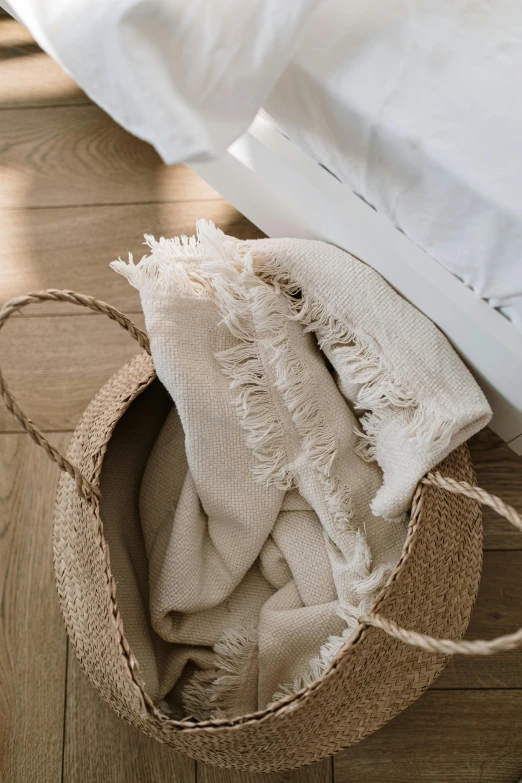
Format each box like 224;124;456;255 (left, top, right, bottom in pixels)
1;16;522;783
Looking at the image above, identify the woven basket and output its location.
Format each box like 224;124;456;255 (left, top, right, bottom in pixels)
1;290;521;773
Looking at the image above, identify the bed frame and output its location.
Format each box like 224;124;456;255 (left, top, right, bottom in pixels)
191;115;522;455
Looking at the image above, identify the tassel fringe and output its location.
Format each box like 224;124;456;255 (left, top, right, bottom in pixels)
251;250;456;463
181;626;258;721
191;229;354;527
271;539;394;706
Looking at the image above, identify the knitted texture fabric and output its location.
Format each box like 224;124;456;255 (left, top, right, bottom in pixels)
112;221;491;718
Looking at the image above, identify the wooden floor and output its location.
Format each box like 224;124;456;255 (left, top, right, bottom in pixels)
1;12;522;783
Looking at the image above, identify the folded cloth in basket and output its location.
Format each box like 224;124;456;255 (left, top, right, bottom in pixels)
112;221;491;719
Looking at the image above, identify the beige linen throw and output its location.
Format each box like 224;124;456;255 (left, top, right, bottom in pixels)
112;221;491;719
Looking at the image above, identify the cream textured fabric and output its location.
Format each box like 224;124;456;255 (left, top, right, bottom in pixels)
112;221;491;718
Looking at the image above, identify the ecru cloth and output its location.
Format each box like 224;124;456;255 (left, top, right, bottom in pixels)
112;221;491;718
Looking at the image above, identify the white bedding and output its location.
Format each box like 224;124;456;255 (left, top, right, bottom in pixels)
3;0;522;327
263;0;522;329
1;0;320;161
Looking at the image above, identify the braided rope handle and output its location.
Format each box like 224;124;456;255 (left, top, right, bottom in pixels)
0;290;150;503
361;471;522;655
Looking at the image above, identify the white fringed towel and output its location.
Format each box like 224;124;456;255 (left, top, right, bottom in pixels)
112;221;491;718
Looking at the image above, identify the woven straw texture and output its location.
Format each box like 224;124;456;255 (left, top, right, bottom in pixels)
53;352;483;772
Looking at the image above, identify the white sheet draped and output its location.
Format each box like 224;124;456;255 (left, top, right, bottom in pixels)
2;0;321;162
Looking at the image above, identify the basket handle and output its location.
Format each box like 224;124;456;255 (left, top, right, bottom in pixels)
360;471;522;655
0;290;150;503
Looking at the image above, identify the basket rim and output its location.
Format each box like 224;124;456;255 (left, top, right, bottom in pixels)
62;352;476;734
